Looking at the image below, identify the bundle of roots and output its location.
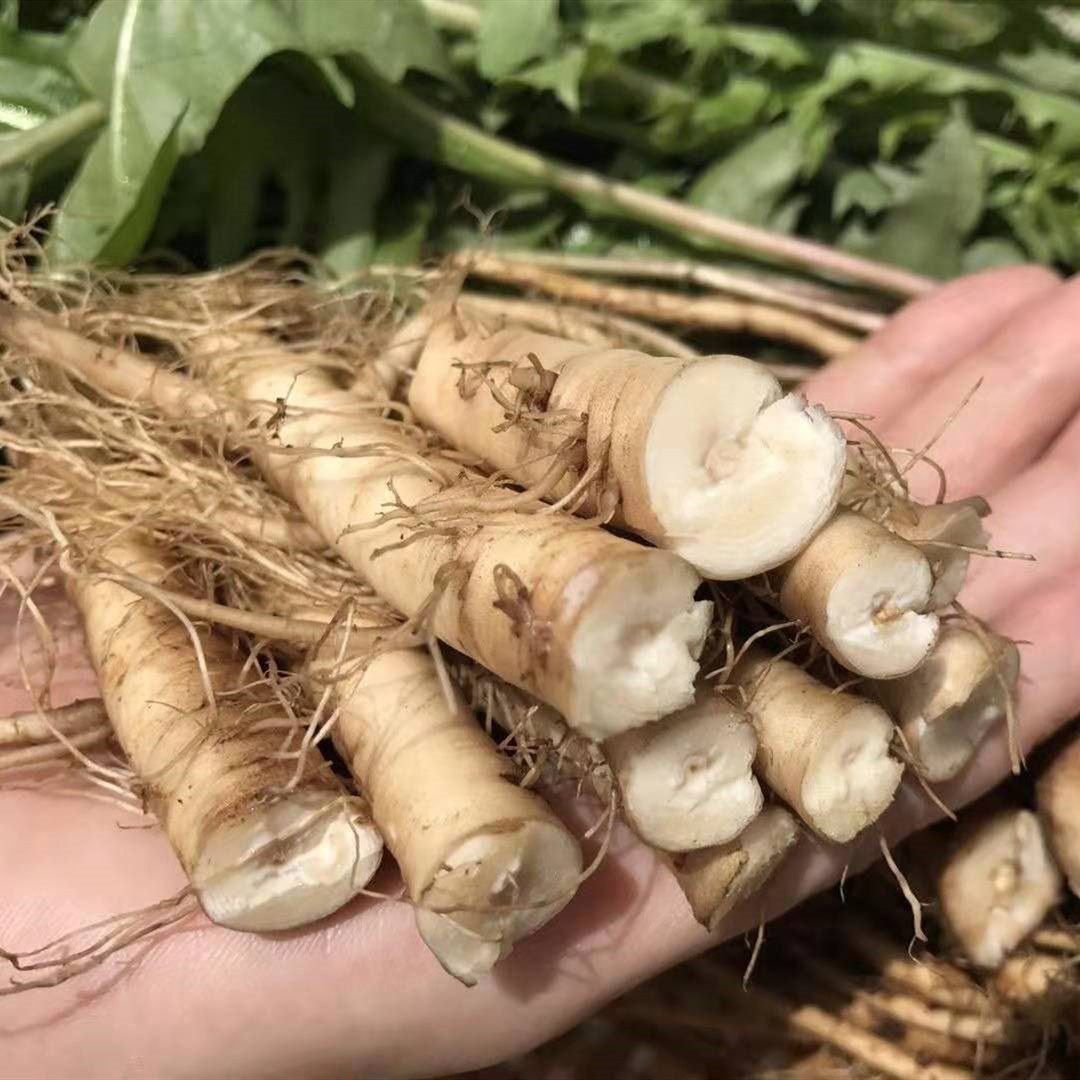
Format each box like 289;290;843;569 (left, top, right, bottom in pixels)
0;220;1071;1017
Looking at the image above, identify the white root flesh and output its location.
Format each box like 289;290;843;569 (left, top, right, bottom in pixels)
1037;728;1080;899
776;510;940;679
890;498;990;611
732;649;903;843
408;321;846;579
604;688;763;852
69;536;383;932
298;626;582;986
939;809;1063;970
200;333;710;742
667;806;801;932
871;625;1018;782
465;673;762;854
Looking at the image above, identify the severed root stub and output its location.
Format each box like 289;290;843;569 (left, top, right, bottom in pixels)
408;323;846;579
890;498;990;611
776;510;940;678
732;649;903;843
323;642;583;986
667;806;801;932
939;809;1063;970
871;625;1019;782
1036;727;1080;900
70;536;383;933
604;688;762;852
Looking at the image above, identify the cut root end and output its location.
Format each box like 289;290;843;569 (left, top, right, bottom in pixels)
605;693;762;852
568;555;710;741
940;809;1062;970
415;820;582;985
194;792;383;932
646;358;845;579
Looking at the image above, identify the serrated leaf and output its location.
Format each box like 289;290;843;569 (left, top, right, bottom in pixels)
832;168;893;217
50;0;430;265
1001;45;1080;97
688;120;825;227
511;46;586;111
582;0;707;56
717;25;814;70
283;0;452;85
477;0;559;80
862;107;987;277
0;55;84;130
49;106;184;265
53;0;311;263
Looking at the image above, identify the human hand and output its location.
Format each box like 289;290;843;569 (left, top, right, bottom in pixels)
2;263;1078;1080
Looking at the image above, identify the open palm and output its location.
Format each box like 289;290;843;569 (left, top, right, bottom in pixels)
2;264;1079;1080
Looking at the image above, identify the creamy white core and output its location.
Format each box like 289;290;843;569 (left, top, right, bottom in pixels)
612;708;762;851
802;703;903;843
645;357;845;579
825;549;939;678
195;791;382;932
570;560;711;741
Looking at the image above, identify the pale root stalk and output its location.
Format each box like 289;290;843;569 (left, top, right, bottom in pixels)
890;498;990;610
871;625;1018;782
667;806;800;932
939;809;1062;970
69;536;383;931
407;319;845;579
462;672;762;853
776;511;940;678
201;335;710;742
603;687;762;852
2;311;710;740
1037;729;1080;899
314;637;582;986
732;649;903;843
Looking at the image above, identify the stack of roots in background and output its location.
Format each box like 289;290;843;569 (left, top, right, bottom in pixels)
0;220;1077;1065
464;772;1080;1080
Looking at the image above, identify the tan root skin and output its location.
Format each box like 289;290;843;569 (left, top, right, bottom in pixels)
205;334;710;741
668;806;800;932
408;321;845;579
70;537;381;932
890;499;990;611
1037;729;1080;900
604;689;762;852
778;510;940;679
315;639;582;986
939;809;1062;970
872;625;1018;782
733;649;903;843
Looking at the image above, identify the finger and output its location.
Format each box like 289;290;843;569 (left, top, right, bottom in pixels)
803;265;1058;426
882;274;1080;500
961;408;1080;616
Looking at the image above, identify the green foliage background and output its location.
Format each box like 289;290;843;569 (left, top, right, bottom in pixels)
1;0;1078;280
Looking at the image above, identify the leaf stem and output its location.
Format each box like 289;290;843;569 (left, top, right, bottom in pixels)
347;58;933;297
0;100;107;173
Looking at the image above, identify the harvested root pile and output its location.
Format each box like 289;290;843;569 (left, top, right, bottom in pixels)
0;235;1030;998
478;801;1080;1080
